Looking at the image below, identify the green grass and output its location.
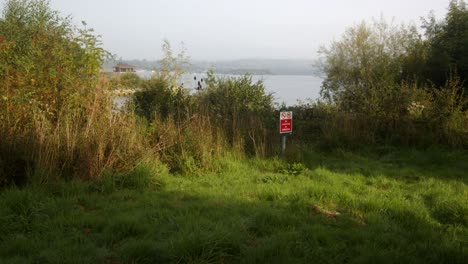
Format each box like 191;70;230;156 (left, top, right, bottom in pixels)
0;149;467;263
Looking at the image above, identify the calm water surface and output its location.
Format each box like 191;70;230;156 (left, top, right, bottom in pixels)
254;74;322;105
129;72;322;106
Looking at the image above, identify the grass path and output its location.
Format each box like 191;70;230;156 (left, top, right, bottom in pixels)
0;149;467;263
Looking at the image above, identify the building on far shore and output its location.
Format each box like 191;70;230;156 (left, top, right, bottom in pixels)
113;64;136;73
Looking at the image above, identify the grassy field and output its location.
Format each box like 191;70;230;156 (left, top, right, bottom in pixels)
0;149;467;263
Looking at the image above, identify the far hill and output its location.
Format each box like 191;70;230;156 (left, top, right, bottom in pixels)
102;59;315;75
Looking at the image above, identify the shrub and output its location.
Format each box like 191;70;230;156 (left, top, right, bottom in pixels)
22;84;148;182
133;77;192;121
315;15;468;149
0;0;144;184
0;0;108;124
200;72;275;156
109;72;143;89
148;113;226;175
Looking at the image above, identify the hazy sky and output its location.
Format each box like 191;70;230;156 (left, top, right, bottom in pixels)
17;0;453;60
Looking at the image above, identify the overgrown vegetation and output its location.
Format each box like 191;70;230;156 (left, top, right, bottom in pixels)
109;72;143;89
311;1;468;148
0;0;123;185
2;0;466;185
0;0;467;262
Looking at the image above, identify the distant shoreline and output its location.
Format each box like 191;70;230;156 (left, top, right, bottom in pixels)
102;70;316;77
102;58;317;76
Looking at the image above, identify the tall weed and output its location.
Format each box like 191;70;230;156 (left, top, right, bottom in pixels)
0;82;148;185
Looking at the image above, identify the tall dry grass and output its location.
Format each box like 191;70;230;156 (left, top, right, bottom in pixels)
148;110;228;175
0;79;149;185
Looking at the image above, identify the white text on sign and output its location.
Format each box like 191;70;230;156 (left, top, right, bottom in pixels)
279;111;293;134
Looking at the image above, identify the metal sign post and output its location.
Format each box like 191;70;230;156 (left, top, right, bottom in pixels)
281;135;287;155
279;111;293;156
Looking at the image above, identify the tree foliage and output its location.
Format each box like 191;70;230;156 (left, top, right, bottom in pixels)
133;77;192;121
132;40;192;121
0;0;113;185
319;18;420;115
318;4;468;147
155;39;191;91
423;0;468;92
0;0;109;125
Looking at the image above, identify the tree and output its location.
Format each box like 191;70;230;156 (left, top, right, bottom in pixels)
155;39;191;92
317;10;468;147
318;18;420;115
423;0;468;93
0;0;109;125
133;40;192;121
0;0;112;185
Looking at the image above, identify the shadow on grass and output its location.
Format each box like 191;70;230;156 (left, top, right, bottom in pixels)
0;180;465;264
297;148;468;184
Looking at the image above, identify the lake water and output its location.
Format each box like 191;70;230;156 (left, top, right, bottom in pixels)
133;71;322;106
253;75;322;105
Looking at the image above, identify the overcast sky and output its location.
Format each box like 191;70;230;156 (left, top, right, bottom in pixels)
35;0;452;60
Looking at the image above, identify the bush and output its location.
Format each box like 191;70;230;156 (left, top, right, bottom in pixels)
426;77;468;147
0;0;144;185
0;0;107;124
148;113;226;175
109;73;143;89
314;15;468;149
21;87;147;182
133;77;192;121
281;162;306;176
200;72;275;155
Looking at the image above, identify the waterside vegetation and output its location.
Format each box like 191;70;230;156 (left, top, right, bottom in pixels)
0;0;467;263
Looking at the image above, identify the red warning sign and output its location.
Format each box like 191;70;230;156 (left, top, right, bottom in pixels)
279;111;293;134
